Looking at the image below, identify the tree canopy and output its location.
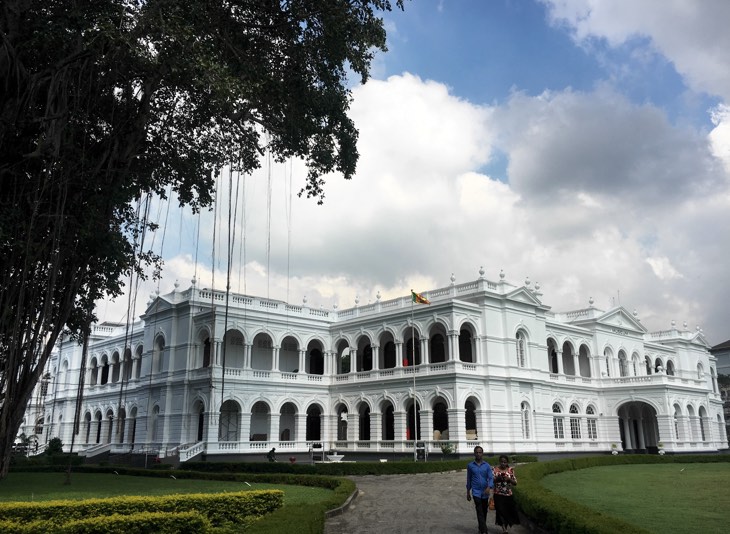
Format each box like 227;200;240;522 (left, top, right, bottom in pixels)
0;0;403;479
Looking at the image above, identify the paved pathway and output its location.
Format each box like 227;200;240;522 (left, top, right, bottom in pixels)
324;470;531;534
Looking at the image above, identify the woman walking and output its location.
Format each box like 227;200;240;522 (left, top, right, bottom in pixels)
492;455;520;533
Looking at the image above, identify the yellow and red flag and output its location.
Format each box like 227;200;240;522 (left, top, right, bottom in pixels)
411;290;431;305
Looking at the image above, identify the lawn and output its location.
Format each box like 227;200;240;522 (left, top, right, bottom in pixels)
541;463;730;534
0;472;332;506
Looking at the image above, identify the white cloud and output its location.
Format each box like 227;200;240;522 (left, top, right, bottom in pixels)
541;0;730;100
709;104;730;174
98;74;730;344
646;256;683;281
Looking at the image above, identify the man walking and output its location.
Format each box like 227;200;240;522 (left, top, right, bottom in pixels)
466;446;494;534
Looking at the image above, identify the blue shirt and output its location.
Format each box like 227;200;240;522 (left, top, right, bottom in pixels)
466;460;494;498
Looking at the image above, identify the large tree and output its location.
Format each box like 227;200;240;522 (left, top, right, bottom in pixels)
0;0;403;479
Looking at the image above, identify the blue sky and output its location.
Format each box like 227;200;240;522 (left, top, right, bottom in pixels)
100;0;730;345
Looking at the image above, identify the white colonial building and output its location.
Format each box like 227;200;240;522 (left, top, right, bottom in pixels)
22;270;727;461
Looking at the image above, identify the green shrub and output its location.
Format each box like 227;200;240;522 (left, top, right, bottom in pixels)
46;438;64;455
0;490;283;527
0;511;211;534
180;455;537;477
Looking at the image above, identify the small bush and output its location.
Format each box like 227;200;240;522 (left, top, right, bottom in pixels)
46;438;64;456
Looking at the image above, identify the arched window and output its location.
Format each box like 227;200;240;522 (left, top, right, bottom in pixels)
644;356;652;375
552;403;564;439
547;339;559;374
686;405;696;441
666;360;675;376
604;348;611;377
696;363;703;380
521;402;531;439
699;407;708;442
618;351;628;377
586;406;598;440
152;336;165;373
569;404;581;440
673;405;682;440
219;400;240;442
516;331;526;368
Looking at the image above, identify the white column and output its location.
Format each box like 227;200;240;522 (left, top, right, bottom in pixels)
372;345;380;371
298;350;306;374
270;413;280;444
622;417;633;449
447;332;456;361
371;411;382;444
395;342;403;368
296;413;307;443
273;346;280;371
419;338;428;366
244;343;252;369
556;351;564;374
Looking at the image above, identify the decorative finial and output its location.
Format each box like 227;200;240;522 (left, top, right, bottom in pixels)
479;266;485;277
499;269;505;280
683;321;687;328
333;303;338;310
450;272;456;285
633;309;637;317
173;280;180;291
155;289;160;296
671;320;676;328
303;295;308;305
589;297;594;306
376;291;381;301
355;295;359;305
524;276;531;287
191;276;197;286
696;325;700;331
534;282;540;291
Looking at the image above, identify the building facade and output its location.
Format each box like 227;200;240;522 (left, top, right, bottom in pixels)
710;340;730;446
22;272;728;461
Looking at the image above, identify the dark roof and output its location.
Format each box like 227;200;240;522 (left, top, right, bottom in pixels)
710;339;730;352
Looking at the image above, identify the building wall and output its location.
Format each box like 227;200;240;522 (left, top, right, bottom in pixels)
22;276;728;458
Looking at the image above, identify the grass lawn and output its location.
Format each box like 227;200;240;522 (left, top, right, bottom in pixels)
541;463;730;533
0;472;332;506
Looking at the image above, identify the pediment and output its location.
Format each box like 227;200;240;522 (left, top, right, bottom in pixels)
142;296;173;316
504;287;543;307
692;332;711;348
595;307;646;334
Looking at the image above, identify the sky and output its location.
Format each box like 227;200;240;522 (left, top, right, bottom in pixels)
98;0;730;345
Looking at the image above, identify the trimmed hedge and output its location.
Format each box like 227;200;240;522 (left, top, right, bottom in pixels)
0;490;282;528
0;511;211;534
515;454;730;534
181;455;537;476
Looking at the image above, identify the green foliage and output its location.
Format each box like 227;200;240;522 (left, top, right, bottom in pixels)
46;438;64;456
0;0;405;480
514;454;730;534
1;511;211;534
180;455;537;477
439;442;455;455
0;490;282;528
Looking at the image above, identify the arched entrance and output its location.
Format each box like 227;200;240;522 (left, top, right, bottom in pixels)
616;401;661;453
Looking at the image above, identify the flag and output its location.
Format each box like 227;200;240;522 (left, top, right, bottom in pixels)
411;290;431;305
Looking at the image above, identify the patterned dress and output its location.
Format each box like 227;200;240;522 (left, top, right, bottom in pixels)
492;466;521;528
